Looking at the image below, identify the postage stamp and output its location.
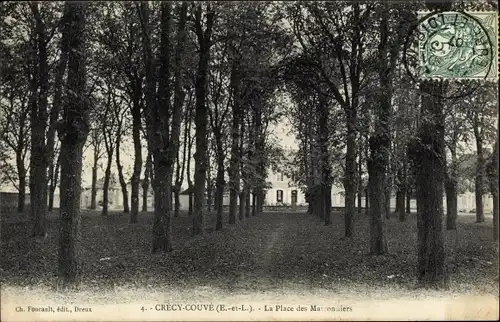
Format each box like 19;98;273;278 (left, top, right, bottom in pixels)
417;11;498;80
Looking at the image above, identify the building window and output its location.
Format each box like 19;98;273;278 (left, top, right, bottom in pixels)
278;172;284;181
276;190;283;203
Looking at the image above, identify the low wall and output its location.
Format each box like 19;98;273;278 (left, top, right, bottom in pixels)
0;192;30;211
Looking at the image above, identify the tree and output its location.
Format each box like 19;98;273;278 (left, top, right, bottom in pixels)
486;134;499;241
29;2;51;236
138;1;189;252
192;3;214;236
114;97;130;214
0;53;30;213
368;3;408;254
288;2;374;238
57;1;89;287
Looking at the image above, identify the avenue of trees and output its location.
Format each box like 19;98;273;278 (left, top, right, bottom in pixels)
0;1;498;289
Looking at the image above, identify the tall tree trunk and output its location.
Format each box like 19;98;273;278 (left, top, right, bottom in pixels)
46;2;69;212
486;135;499;240
187;136;194;217
445;144;458;230
116;136;130;213
192;3;213;236
129;75;142;223
409;80;447;289
397;167;406;222
142;152;151;212
102;157;112;216
357;149;363;214
474;133;485;222
228;63;241;225
48;152;61;211
238;107;246;221
17;172;26;213
406;186;411;214
150;2;187;252
368;5;393;253
318;93;331;225
29;3;49;237
175;100;191;218
90;153;98;209
207;176;213;213
245;188;251;218
16;151;27;213
57;1;88;287
368;136;388;255
215;136;225;230
344;106;357;237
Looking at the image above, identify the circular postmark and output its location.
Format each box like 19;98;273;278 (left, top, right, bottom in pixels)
403;11;497;99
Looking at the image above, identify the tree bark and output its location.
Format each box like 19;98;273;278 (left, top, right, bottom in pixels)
115;132;130;213
192;3;213;236
215;136;225;230
486;135;498;241
474;133;485;222
129;74;142;223
48;152;61;211
409;80;447;289
17;172;26;213
57;1;88;287
396;167;406;222
29;3;50;237
90;162;98;209
406;186;412;214
318;93;331;225
445;144;458;230
102;158;112;216
368;136;388;255
228;62;242;225
142;152;151;212
344;106;357;237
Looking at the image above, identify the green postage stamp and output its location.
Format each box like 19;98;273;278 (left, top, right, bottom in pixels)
417;11;498;80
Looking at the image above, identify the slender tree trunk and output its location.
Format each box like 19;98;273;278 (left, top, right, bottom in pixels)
151;161;173;252
486;135;498;240
405;188;410;214
130;77;142;223
364;186;369;212
445;145;458;230
368;137;388;255
90;163;98;209
474;135;485;222
318;93;331;225
215;139;225;230
228;64;241;225
115;128;129;213
409;80;447;289
142;152;151;212
252;193;257;216
245;189;251;218
48;153;61;211
344;107;357;237
357;150;363;214
29;3;49;237
187;136;194;217
17;173;26;213
102;157;112;216
192;4;213;235
207;177;213;213
57;1;88;287
397;168;406;221
445;176;457;230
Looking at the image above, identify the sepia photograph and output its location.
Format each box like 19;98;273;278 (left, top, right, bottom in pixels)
0;1;498;321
